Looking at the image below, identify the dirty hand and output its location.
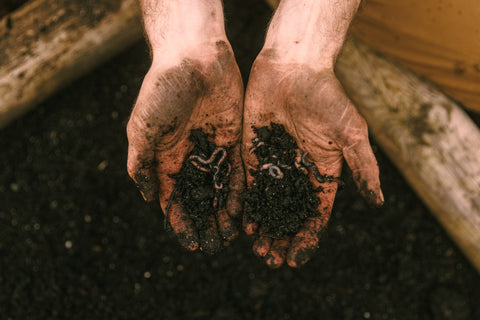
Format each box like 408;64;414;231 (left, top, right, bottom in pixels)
127;0;244;253
242;0;384;268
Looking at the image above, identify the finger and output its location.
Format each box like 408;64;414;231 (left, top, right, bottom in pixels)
126;127;158;202
165;201;199;251
304;154;341;216
287;215;329;268
198;215;223;255
226;145;245;219
243;215;258;235
253;235;272;257
216;208;239;241
158;174;199;251
264;239;290;269
126;73;173;203
343;135;384;207
284;159;338;267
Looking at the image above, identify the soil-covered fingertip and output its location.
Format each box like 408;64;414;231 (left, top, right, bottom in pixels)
216;210;239;241
133;171;158;202
358;180;384;208
176;232;199;251
253;236;272;257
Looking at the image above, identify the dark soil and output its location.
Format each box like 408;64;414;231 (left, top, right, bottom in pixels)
244;123;321;238
0;0;479;319
173;129;231;233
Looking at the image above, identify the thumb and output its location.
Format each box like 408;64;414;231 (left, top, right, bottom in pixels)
126;78;162;202
342;131;384;207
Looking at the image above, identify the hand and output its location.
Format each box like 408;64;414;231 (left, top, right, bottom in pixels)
242;51;384;268
127;40;244;254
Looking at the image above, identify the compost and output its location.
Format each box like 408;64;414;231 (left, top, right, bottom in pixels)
172;129;231;246
243;123;337;238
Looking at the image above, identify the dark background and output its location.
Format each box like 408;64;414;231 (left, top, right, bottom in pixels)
1;0;479;319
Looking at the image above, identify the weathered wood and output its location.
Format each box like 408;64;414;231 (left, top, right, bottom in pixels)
336;38;480;272
0;0;143;129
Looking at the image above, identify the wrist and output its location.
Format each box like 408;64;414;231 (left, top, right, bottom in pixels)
262;0;361;70
140;0;227;57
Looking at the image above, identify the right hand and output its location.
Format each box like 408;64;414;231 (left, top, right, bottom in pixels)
126;41;245;254
241;0;381;268
242;51;383;268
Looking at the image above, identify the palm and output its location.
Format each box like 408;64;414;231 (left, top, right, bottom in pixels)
242;55;383;267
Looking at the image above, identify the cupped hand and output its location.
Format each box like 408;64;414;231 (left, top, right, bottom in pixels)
242;52;384;268
127;41;244;254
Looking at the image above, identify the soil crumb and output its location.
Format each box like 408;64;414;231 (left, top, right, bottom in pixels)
244;123;321;238
172;129;230;233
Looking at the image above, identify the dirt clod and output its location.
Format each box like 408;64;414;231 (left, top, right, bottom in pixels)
244;123;322;238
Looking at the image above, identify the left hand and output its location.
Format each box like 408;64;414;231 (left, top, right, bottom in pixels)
127;42;245;253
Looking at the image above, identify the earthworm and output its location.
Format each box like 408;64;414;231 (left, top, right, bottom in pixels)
260;163;272;170
260;163;284;179
190;160;212;172
188;147;226;166
269;166;284;179
212;166;224;190
301;152;341;184
294;161;308;175
249;142;264;155
278;163;291;170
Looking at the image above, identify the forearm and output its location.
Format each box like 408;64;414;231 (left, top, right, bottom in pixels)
263;0;361;69
139;0;227;59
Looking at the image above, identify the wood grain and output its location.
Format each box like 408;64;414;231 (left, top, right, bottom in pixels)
336;38;480;272
0;0;143;128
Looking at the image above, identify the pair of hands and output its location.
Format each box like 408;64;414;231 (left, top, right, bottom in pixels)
127;39;383;268
127;0;383;268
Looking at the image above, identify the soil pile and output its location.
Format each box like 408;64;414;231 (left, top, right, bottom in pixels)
172;129;230;240
244;123;321;238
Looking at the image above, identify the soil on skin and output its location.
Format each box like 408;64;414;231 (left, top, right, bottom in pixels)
244;123;321;238
172;129;230;233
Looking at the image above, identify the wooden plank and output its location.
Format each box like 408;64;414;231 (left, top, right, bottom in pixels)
336;38;480;272
0;0;143;128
